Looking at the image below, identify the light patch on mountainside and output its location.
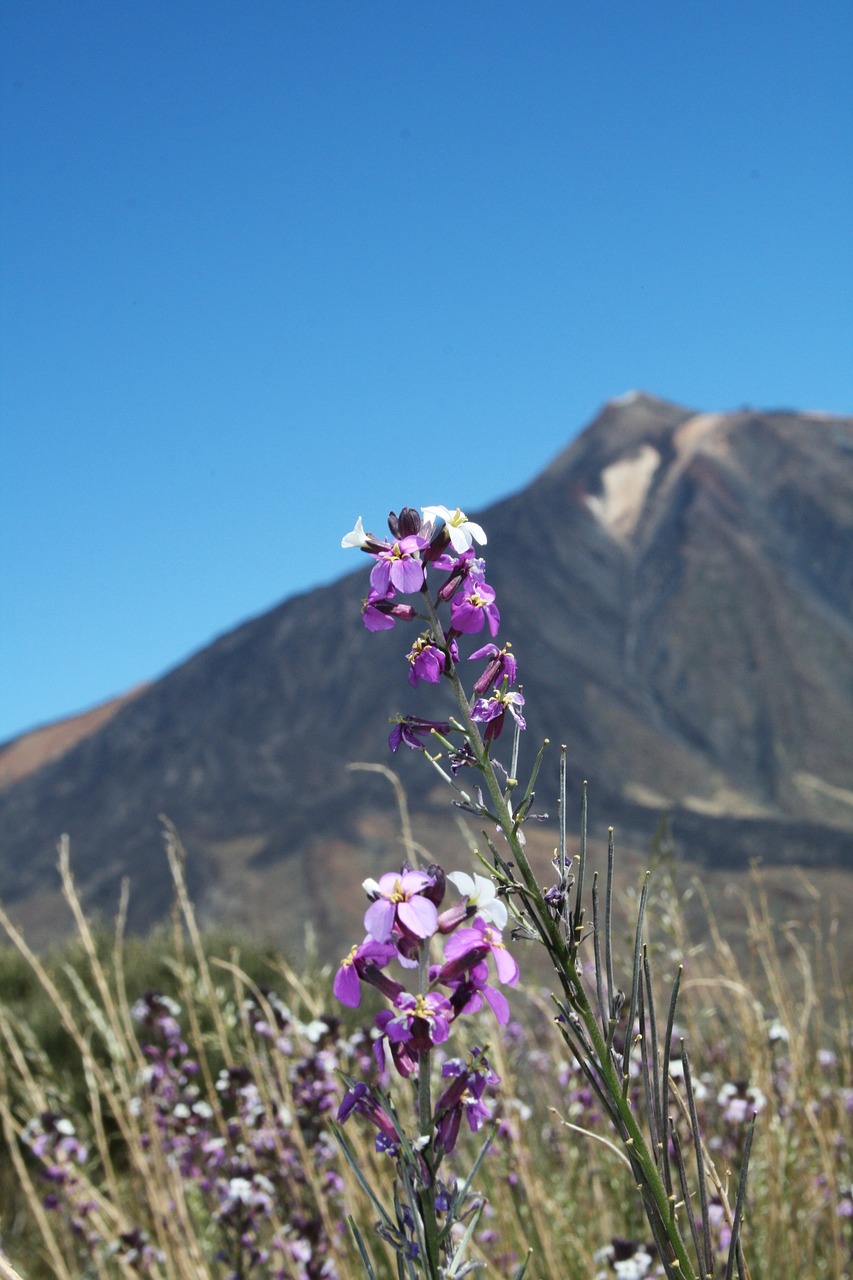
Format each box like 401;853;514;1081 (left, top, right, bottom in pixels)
623;781;672;809
585;443;661;541
625;779;779;820
674;412;731;458
793;772;853;808
681;787;778;818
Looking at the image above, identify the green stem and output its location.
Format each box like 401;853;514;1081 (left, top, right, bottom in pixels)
415;935;441;1277
423;594;697;1280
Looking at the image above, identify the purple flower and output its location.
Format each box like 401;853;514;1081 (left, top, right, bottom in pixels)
337;1082;399;1152
363;870;440;942
333;938;399;1008
438;957;512;1025
717;1081;766;1124
440;915;519;986
447;741;478;774
470;688;526;742
369;534;428;596
388;715;453;752
449;579;500;636
372;1017;418;1078
469;642;518;695
434;1049;500;1153
23;1113;88;1167
432;548;477;602
377;991;454;1053
362;590;418;632
406;635;447;686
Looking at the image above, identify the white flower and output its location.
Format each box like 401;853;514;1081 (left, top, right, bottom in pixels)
447;870;507;929
614;1252;653;1279
421;505;487;554
227;1177;254;1205
341;515;368;548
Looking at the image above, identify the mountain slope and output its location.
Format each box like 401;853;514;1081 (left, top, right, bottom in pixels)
2;393;851;946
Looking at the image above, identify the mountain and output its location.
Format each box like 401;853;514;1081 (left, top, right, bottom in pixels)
2;393;852;950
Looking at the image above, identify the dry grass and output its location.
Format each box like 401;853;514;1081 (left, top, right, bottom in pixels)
0;832;850;1279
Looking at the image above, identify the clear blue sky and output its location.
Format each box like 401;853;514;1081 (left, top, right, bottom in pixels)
1;1;851;743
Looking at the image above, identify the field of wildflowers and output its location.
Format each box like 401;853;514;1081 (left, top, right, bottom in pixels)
1;502;851;1278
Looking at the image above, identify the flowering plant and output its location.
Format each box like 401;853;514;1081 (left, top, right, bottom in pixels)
331;854;516;1272
338;504;755;1280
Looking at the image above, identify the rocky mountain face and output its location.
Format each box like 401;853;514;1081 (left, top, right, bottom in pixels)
2;393;852;949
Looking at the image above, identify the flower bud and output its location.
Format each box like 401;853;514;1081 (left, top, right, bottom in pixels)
388;507;422;538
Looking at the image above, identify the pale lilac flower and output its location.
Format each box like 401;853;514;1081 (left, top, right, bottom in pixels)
363;870;439;941
717;1081;766;1123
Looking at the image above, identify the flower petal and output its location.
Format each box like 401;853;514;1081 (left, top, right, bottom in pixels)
447;870;475;897
364;898;396;941
398;896;438;939
482;984;510;1025
333;964;362;1008
341;516;367;548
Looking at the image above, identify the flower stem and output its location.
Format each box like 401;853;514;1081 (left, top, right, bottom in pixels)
423;593;698;1280
415;935;441;1277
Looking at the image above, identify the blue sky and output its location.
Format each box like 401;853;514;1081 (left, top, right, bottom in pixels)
1;1;851;743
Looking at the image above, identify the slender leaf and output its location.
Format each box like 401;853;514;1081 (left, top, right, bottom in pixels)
622;874;650;1091
725;1112;756;1280
347;1217;379;1280
681;1048;713;1278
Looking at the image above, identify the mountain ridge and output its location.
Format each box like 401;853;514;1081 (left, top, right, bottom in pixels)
2;393;851;949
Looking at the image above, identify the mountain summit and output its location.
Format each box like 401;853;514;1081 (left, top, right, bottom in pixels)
2;394;852;946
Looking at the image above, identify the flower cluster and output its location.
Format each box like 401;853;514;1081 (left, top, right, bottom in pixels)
337;504;535;1272
20;1111;104;1253
334;863;514;1155
23;988;358;1280
132;987;346;1278
342;505;525;747
339;500;775;1280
